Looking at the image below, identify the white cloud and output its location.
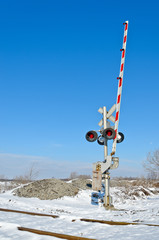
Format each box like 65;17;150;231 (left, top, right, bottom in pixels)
0;153;145;180
50;143;63;148
0;153;92;179
111;164;145;178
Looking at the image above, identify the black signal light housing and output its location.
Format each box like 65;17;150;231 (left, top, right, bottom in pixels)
117;132;124;143
102;128;116;140
97;135;105;145
85;130;98;142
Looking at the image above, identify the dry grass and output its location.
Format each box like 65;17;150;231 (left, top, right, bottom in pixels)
111;177;159;202
110;177;159;188
0;181;21;193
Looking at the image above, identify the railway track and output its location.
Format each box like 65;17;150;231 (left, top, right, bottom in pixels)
0;207;58;218
1;207;159;239
18;226;96;240
1;207;159;227
79;218;159;227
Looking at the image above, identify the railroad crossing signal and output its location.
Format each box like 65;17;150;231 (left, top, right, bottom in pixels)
85;21;129;208
85;105;124;145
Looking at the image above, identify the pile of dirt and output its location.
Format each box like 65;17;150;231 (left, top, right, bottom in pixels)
71;178;92;190
14;178;92;200
14;179;79;200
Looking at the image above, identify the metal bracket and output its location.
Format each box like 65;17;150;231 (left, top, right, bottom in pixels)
110;157;119;169
93;156;119;174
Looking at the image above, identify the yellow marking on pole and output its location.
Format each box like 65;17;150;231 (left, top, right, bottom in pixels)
96;164;101;171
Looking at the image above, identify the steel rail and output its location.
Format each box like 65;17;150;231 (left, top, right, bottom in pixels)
18;226;96;240
1;207;159;228
79;218;159;227
0;207;58;218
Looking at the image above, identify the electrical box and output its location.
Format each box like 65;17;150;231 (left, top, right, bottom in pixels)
92;170;102;191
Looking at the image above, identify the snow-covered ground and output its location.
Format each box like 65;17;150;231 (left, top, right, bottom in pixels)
0;183;159;240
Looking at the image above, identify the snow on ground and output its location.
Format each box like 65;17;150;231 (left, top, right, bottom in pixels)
0;183;159;240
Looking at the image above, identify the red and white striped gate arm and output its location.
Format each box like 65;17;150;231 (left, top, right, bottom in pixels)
112;21;128;155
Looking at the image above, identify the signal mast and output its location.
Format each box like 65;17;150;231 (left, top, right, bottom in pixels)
85;21;128;208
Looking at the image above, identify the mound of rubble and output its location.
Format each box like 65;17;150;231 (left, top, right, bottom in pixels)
113;186;159;203
71;178;92;190
14;178;92;200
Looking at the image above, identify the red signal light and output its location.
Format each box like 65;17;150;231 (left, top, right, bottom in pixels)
102;128;115;140
85;130;98;142
89;133;94;139
106;130;112;137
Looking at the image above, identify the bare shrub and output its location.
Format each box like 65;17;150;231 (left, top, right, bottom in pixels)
25;162;39;181
0;174;6;180
13;162;39;184
153;182;159;188
143;150;159;179
78;174;91;179
69;172;78;179
111;177;159;188
14;175;31;184
69;172;91;180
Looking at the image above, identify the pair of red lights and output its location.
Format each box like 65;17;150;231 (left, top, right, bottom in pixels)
86;128;115;142
85;129;124;144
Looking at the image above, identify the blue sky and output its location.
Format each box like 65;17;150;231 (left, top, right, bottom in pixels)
0;0;159;179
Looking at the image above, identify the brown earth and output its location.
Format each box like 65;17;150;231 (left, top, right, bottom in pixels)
14;178;92;200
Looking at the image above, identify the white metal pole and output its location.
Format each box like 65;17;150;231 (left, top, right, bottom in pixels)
104;172;111;207
103;106;108;159
103;107;111;207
